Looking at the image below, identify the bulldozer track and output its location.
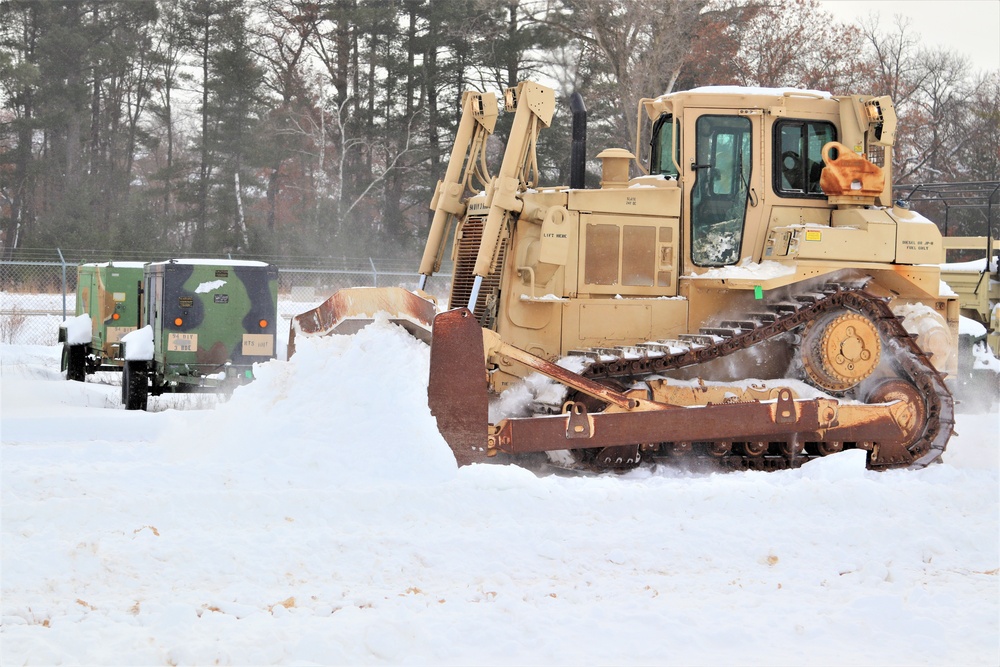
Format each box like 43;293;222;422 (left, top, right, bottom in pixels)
567;283;954;472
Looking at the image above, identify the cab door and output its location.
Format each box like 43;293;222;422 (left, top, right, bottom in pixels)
681;111;764;271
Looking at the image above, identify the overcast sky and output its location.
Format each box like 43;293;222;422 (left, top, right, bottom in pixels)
818;0;1000;72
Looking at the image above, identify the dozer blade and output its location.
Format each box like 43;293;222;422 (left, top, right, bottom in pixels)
427;308;490;466
288;286;437;356
429;318;928;471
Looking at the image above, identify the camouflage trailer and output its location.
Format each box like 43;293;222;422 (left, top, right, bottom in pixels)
120;259;279;410
59;261;146;381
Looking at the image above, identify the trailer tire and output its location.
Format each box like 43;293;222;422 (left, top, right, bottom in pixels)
64;344;87;382
122;360;149;411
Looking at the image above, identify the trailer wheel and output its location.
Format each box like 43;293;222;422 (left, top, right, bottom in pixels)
122;360;149;411
64;344;87;382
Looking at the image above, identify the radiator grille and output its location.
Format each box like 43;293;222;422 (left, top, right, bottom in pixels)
449;215;506;327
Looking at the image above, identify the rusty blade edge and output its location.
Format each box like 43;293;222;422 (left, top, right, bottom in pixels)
490;399;913;466
427;308;490;466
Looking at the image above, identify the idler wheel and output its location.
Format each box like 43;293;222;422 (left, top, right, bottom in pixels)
741;441;768;457
866;379;926;447
802;310;881;392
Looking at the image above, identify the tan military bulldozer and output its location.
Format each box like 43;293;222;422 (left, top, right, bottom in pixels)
293;81;966;472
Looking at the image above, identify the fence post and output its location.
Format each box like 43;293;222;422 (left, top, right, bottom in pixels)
369;257;378;287
56;247;67;320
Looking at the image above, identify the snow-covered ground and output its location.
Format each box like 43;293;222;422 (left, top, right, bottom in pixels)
2;318;998;666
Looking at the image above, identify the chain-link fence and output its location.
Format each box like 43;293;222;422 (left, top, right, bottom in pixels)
1;251;453;346
0;259;74;346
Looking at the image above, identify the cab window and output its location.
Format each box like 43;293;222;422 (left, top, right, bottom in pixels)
649;114;679;178
774;120;836;197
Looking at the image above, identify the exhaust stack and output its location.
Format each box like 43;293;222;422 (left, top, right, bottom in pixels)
570;92;587;189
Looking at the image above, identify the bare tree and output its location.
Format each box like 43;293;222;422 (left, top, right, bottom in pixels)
961;72;1000;181
859;13;927;108
548;0;710;149
732;0;868;93
147;0;189;222
898;48;973;182
249;0;317;233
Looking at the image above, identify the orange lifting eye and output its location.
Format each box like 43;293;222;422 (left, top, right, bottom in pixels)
111;312;120;320
174;317;183;326
259;319;268;328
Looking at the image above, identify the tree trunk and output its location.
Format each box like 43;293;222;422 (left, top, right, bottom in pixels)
90;3;101;185
197;8;211;246
235;171;248;249
4;5;38;258
426;22;440;186
507;2;518;88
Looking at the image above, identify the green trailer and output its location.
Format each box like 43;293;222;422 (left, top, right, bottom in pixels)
59;261;146;381
120;259;279;410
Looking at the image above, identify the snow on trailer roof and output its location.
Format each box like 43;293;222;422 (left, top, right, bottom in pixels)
79;261;147;268
148;258;271;267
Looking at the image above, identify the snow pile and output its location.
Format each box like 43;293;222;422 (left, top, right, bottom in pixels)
165;313;457;488
519;293;566;301
693;258;797;280
1;325;998;665
489;355;589;421
61;313;92;344
121;325;154;360
961;316;987;337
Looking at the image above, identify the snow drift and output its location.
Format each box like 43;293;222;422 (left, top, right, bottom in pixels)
1;317;997;666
